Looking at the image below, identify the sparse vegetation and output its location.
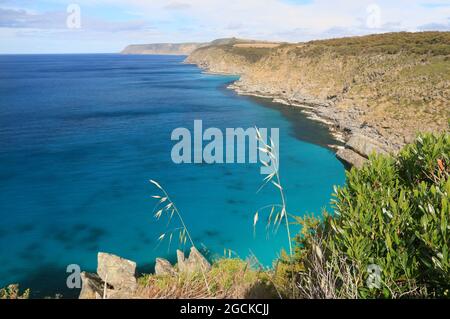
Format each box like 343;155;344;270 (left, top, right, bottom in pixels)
196;32;450;62
301;32;450;57
136;258;277;299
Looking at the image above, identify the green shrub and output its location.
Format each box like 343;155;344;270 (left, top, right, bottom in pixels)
292;132;449;298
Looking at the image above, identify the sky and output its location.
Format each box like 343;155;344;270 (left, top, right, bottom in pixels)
0;0;449;53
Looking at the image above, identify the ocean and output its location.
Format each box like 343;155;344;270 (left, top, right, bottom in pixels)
0;54;345;297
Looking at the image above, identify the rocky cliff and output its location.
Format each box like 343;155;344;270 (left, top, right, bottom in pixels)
121;43;207;55
186;32;450;166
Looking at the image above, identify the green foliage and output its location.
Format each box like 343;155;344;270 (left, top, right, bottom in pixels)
209;259;265;293
225;46;273;63
303;32;450;57
293;132;450;298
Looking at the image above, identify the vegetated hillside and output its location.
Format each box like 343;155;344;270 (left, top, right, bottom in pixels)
120;38;260;55
121;43;207;55
186;32;450;149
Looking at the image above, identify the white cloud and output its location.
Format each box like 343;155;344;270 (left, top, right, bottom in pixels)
1;0;449;53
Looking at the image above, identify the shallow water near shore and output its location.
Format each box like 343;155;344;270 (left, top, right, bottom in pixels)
0;54;345;298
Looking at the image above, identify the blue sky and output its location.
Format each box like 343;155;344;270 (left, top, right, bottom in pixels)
0;0;449;53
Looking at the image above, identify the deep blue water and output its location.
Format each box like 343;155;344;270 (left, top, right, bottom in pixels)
0;54;345;297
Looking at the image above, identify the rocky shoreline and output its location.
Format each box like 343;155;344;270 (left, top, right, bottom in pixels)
185;60;392;168
183;34;450;167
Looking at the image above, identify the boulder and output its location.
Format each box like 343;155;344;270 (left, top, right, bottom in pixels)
336;148;368;169
189;247;211;272
97;252;137;291
346;134;389;158
336;134;393;168
79;272;104;299
155;258;176;276
177;247;211;274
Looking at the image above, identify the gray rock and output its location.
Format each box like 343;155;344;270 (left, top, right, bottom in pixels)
79;272;104;299
346;134;389;158
97;252;137;291
155;258;176;276
177;249;187;272
188;247;212;272
177;247;211;274
336;148;368;169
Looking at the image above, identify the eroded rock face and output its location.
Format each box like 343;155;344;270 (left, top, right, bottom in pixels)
97;252;137;291
155;258;176;276
79;272;104;299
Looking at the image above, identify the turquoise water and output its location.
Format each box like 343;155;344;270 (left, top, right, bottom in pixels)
0;54;345;297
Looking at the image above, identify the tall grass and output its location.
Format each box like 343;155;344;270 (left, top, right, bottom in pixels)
150;180;211;292
254;127;293;257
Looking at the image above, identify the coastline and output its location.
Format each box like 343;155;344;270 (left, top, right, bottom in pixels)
185;57;399;168
183;33;450;166
227;82;347;145
185;60;362;151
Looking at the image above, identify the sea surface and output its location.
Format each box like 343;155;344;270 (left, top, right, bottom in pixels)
0;54;345;297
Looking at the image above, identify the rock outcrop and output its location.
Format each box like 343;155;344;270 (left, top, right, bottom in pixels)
80;248;212;299
336;134;392;168
80;252;138;299
345;134;390;158
79;272;104;299
97;252;137;290
154;258;176;276
177;247;212;274
336;148;368;169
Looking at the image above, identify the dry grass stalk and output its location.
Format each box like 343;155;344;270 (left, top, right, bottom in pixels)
150;180;211;293
254;127;293;257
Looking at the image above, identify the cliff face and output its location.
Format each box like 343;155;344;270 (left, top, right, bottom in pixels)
121;43;207;55
186;32;450;151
